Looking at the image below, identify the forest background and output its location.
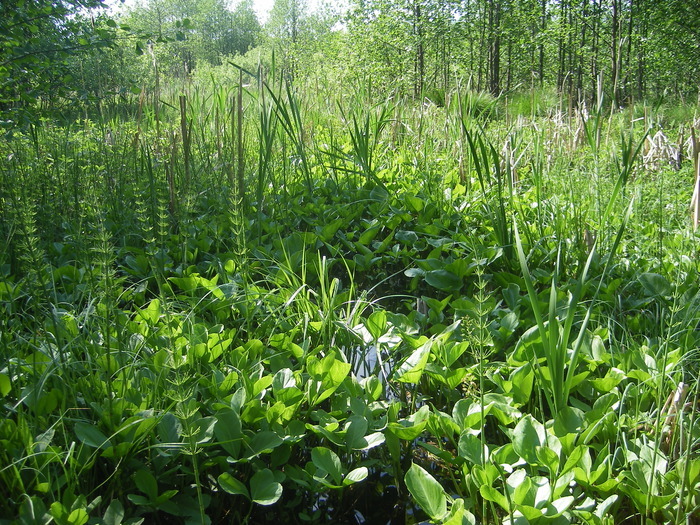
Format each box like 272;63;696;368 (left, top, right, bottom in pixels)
2;0;699;124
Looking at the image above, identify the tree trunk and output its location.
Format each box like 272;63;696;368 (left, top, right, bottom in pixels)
611;0;620;106
636;0;647;98
578;0;587;97
539;0;546;85
413;1;424;98
590;0;599;102
488;0;501;94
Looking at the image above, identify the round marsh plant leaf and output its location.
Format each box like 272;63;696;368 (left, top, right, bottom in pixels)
311;446;343;485
638;273;671;297
512;415;546;465
0;373;11;397
343;467;368;485
75;422;112;450
405;463;447;521
250;469;283;505
218;472;249;499
425;269;462;292
103;500;124;525
365;310;388;340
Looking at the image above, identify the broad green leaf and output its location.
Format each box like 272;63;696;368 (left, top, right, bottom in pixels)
443;498;476;525
396;230;419;244
317;218;344;241
306;355;351;404
158;413;182;444
512;415;546;464
532;475;552;507
214;408;242;458
231;387;247;413
445;258;471;278
49;502;69;523
458;432;488;465
681;458;700;486
242;398;267;424
442;341;470;367
638;273;671;297
512;475;532;506
426;363;467;389
405;267;426;278
191;416;216;444
536;446;560;474
479;485;509;512
595;495;618;518
510;364;534;405
218;473;249;499
393;340;431;383
169;276;200;293
154;489;177;506
624;485;674;511
425;269;462;292
388;405;430;440
66;509;89;525
589;367;626;393
544;496;575;516
311;446;343;485
405;195;425;212
491;443;520;467
103;500;124;525
272;368;296;392
135;298;161;324
554;470;575;498
127;414;158;441
553;407;585;437
101;442;133;459
343;467;368;485
250;469;283;505
562;445;587;475
483;393;522;425
133;470;158;501
355;431;385;450
126;495;150;506
75;422;111;450
405;463;447;521
452;399;487;430
502;282;521;310
0;373;11;397
516;505;544;521
344;415;369;450
471;464;499;488
365;310;387;340
327;358;351;384
363;375;383;401
247;431;283;457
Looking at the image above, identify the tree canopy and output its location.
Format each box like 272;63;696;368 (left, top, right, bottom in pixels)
1;0;698;127
342;0;700;103
0;0;115;124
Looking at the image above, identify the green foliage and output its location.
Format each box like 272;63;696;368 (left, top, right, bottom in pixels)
119;0;261;79
1;52;700;525
0;0;116;126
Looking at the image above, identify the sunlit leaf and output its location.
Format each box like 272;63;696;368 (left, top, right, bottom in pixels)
218;473;249;499
250;469;283;505
405;463;447;521
311;446;343;485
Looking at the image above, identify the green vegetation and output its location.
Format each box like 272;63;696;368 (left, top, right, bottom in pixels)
1;0;700;524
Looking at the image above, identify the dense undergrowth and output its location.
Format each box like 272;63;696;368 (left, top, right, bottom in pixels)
1;77;699;524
